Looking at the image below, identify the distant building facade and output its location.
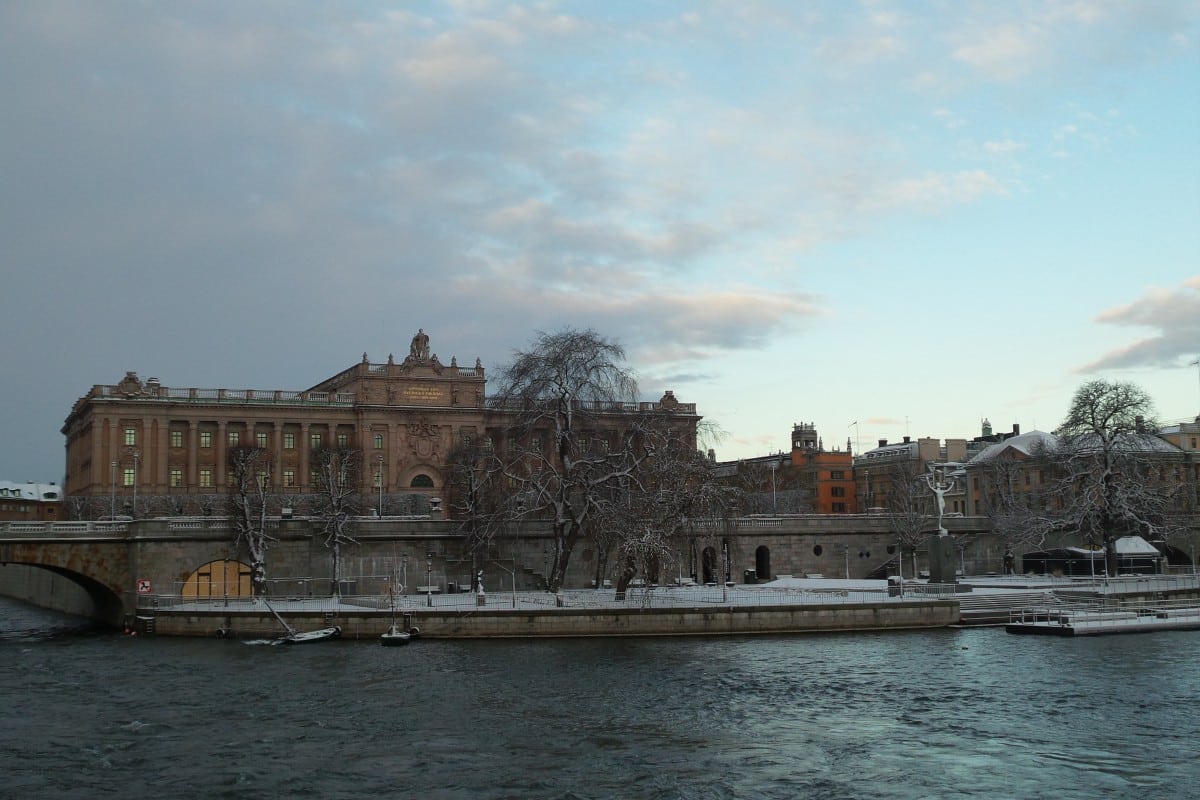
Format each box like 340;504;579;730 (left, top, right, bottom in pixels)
0;481;63;521
60;331;700;519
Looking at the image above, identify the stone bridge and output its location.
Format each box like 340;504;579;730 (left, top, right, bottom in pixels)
1;514;1026;626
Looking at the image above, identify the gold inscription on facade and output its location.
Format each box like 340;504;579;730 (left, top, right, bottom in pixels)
402;386;446;405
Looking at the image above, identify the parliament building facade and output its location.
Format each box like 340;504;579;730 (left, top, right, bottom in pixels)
60;330;699;518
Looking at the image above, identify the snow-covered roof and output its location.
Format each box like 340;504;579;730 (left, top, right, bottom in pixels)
0;481;62;502
968;430;1057;465
1114;535;1163;555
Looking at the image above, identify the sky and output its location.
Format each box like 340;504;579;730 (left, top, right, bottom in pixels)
2;1;1198;483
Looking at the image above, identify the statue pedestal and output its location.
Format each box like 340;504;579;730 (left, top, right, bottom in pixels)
927;534;958;585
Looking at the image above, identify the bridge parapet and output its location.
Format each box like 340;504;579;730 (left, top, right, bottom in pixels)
1;521;129;538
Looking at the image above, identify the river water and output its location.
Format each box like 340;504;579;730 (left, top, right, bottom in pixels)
1;597;1197;800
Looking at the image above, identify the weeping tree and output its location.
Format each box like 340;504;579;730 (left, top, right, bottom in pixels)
227;446;274;594
489;328;694;592
311;446;362;596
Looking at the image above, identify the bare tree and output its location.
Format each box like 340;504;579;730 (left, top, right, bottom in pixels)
885;462;934;578
1053;379;1175;576
311;446;362;595
976;446;1065;562
446;435;514;586
593;432;741;599
227;446;274;594
489;328;668;591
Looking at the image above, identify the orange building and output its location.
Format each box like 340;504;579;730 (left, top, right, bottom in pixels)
790;423;856;513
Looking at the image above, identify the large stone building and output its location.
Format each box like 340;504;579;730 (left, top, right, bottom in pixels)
60;330;700;518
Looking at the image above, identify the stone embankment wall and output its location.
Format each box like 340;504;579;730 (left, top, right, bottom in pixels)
146;600;959;639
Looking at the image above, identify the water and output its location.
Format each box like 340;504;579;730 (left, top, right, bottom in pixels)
2;598;1198;800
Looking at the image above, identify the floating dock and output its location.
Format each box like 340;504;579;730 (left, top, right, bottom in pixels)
1005;603;1200;636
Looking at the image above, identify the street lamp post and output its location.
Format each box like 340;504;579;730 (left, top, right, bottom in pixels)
489;561;518;608
377;455;384;517
769;460;778;515
426;552;433;607
131;450;139;518
110;460;117;519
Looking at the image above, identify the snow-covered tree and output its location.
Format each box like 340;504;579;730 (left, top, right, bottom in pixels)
311;446;361;595
227;446;274;593
1050;380;1180;575
488;328;696;591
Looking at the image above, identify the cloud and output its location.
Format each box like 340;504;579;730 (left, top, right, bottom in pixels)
864;170;1007;213
1078;278;1200;371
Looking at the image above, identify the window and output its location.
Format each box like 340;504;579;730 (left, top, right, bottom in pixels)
411;474;434;488
830;470;844;480
374;434;383;449
169;468;183;488
337;433;348;447
200;431;212;448
831;486;845;498
199;469;212;488
531;436;541;451
228;430;240;447
256;432;268;449
123;468;135;487
227;471;235;486
284;433;295;450
256;471;269;487
310;433;322;450
832;502;847;513
283;470;296;487
124;428;137;446
170;430;184;448
311;468;321;484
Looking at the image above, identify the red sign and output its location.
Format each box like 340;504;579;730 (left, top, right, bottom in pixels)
136;579;153;595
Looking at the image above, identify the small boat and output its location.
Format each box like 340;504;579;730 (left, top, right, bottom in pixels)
380;625;412;646
280;626;342;645
380;577;420;646
261;597;340;645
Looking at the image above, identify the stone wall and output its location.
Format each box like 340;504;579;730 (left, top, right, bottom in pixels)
146;599;959;639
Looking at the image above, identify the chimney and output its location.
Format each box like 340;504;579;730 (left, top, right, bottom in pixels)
1012;423;1020;436
903;436;910;444
878;439;888;448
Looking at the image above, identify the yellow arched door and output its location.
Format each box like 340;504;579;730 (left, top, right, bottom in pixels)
182;559;253;598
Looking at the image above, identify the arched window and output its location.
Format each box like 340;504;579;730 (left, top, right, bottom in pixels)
410;474;434;488
754;546;770;582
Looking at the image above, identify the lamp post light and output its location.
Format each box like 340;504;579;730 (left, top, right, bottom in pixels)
769;459;778;515
131;450;139;518
490;561;518;608
377;455;384;517
426;552;433;607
